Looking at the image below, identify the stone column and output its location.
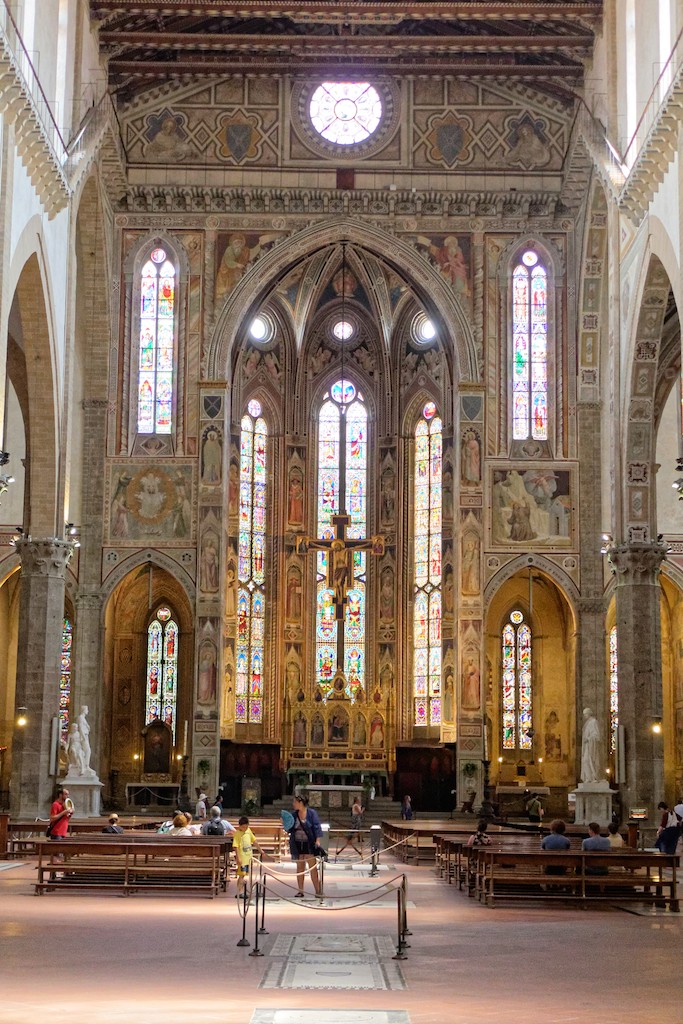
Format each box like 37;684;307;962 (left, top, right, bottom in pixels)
10;538;73;817
607;541;667;816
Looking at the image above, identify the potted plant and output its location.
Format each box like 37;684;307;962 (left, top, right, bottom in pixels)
462;762;478;779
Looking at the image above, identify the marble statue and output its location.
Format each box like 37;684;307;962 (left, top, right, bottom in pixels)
66;723;86;773
77;705;93;774
580;707;601;783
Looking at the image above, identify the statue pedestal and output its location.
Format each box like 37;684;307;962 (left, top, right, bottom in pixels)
61;773;103;817
572;780;613;826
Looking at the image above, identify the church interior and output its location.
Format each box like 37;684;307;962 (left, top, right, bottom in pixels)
1;1;683;1020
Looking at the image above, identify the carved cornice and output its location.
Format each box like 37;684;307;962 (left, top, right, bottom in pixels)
606;541;668;584
16;538;75;577
576;597;605;614
115;185;567;222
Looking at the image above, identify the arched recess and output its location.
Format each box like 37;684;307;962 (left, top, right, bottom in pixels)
101;563;194;801
485;562;577;797
623;254;674;542
0;567;20;804
11;253;59;535
208;219;478;384
659;568;683;798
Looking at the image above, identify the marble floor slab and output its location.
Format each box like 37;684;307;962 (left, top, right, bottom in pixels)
259;957;407;991
268;933;396;957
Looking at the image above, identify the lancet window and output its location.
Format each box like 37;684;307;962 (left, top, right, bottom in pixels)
315;380;367;699
146;605;179;739
512;250;548;442
501;609;533;751
59;617;73;747
137;246;176;434
413;402;442;726
236;400;267;724
609;625;619;753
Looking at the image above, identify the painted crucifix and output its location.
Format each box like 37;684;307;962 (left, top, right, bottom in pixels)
296;512;385;620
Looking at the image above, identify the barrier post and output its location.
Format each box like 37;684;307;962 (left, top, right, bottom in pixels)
236;886;250;947
259;873;269;934
393;886;408;959
401;874;412;941
369;825;381;876
249;882;264;957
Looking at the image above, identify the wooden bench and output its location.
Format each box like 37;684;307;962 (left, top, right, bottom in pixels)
469;847;679;910
7;818;164;857
34;836;231;897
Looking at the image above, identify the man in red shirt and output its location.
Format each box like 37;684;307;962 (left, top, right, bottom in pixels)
49;787;72;839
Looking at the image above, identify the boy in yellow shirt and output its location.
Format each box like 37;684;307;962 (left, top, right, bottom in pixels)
233;815;261;896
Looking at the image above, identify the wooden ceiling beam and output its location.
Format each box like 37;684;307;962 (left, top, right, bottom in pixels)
99;31;593;52
108;56;584;76
91;1;602;23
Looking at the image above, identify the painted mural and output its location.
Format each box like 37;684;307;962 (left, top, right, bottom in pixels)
490;467;573;547
109;464;194;542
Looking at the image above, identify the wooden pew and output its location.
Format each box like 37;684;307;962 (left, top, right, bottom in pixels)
34;835;230;897
469;847;679;910
7;818;164;857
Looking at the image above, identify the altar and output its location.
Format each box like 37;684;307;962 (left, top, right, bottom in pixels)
125;783;180;808
295;783;371;813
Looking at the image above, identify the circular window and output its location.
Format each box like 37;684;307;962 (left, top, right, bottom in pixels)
156;606;171;621
249;316;269;342
150;247;167;264
247;399;262;418
522;251;538;267
330;379;356;405
292;79;399;160
510;610;524;624
423;401;437;421
412;313;437;346
310;83;382;146
333;320;354;342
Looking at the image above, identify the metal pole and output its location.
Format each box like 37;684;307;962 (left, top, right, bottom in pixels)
259;872;269;934
236;888;250;947
249;882;264;957
401;874;412;941
393;886;407;960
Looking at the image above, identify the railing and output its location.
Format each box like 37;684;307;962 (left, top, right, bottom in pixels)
575;101;626;195
65;89;126;183
0;0;67;165
622;24;683;168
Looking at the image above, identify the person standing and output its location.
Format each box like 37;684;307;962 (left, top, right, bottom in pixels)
49;787;72;840
401;795;413;821
526;792;543;823
336;795;364;858
288;794;324;898
233;815;261;897
195;792;208;820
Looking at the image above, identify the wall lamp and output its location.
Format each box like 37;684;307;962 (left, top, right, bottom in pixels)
16;707;28;728
65;523;81;548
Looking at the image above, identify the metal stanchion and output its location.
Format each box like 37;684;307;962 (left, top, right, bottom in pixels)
249;882;264;957
236;860;252;947
401;874;412;942
393;886;407;959
259;873;269;934
369;825;381;876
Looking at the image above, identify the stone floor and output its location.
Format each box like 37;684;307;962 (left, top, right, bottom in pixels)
0;854;680;1023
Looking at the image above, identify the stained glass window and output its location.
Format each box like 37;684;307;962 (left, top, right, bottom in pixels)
59;617;73;748
309;83;382;145
236;400;267;723
316;380;367;699
609;625;618;753
146;605;179;739
501;609;533;751
413;402;442;726
137;246;175;434
512;250;547;441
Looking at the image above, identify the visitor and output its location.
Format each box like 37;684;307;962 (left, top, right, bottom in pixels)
166;813;192;837
102;813;124;834
461;786;477;814
466;819;492;847
656;801;675;833
214;791;224;811
654;816;682;855
541;819;570;875
195;792;208;820
336;794;364;858
525;792;543;824
479;795;500;822
48;787;73;840
233;816;261;897
581;821;610;874
201;805;235;836
401;795;413;821
607;822;624;849
288;793;324;898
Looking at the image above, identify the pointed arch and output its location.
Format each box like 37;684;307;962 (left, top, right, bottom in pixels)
209;219;477;383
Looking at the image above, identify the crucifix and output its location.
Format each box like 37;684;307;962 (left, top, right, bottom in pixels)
296;513;385;620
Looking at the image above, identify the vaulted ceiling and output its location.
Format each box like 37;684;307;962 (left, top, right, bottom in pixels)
90;1;603;105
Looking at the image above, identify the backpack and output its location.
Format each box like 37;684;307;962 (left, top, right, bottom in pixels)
206;818;224;836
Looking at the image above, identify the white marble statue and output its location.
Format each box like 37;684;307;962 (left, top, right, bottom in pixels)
580;707;601;783
76;704;94;776
66;723;86;773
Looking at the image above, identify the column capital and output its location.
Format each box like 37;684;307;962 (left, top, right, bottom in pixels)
16;537;74;577
606;541;667;584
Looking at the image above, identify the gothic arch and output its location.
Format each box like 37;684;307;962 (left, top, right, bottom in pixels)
623;253;673;541
100;550;196;611
484;553;580;614
208;219;478;383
